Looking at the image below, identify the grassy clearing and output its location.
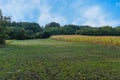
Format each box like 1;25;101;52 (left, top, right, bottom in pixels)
51;35;120;46
0;39;120;79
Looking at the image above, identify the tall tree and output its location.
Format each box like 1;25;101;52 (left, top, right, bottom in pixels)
45;22;60;28
0;24;8;45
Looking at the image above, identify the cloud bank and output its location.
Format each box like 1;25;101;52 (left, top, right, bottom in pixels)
0;0;119;26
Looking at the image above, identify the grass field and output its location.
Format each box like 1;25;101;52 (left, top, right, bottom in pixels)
0;38;120;79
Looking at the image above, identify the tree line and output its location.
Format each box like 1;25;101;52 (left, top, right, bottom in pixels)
1;21;120;39
1;21;120;45
0;21;120;44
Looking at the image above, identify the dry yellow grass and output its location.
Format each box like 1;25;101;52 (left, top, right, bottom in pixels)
51;35;120;46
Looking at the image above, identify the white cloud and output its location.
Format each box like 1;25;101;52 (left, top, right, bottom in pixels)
0;0;119;26
37;4;67;26
83;6;101;20
83;6;119;27
0;0;67;26
0;0;42;22
72;5;120;27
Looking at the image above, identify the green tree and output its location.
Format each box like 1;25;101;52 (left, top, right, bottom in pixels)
45;22;60;28
61;25;80;35
44;27;61;35
0;25;8;45
15;28;26;40
99;26;113;35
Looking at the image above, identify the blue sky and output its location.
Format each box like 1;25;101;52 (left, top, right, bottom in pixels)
0;0;120;27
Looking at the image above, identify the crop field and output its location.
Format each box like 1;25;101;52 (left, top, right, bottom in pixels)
51;35;120;46
0;38;120;79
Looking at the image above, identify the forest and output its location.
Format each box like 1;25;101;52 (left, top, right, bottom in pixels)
1;21;120;44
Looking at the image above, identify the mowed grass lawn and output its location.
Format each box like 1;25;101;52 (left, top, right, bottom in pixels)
0;39;120;80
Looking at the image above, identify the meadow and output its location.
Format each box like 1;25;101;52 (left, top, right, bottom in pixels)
0;38;120;79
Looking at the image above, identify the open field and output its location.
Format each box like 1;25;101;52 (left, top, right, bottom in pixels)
0;39;120;79
51;35;120;46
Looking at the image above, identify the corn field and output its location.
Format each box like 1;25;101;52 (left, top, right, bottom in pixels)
51;35;120;46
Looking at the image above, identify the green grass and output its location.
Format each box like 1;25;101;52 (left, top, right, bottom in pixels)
0;39;120;80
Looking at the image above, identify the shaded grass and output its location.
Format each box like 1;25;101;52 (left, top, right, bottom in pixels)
0;39;120;80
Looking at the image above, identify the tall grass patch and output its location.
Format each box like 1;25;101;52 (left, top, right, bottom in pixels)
51;35;120;46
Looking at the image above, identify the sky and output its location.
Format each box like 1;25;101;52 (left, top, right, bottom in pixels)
0;0;120;27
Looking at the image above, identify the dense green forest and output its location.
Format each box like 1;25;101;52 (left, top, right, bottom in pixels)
1;21;120;39
0;9;120;45
0;21;120;44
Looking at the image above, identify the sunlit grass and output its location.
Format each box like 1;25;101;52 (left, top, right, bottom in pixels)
51;35;120;46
